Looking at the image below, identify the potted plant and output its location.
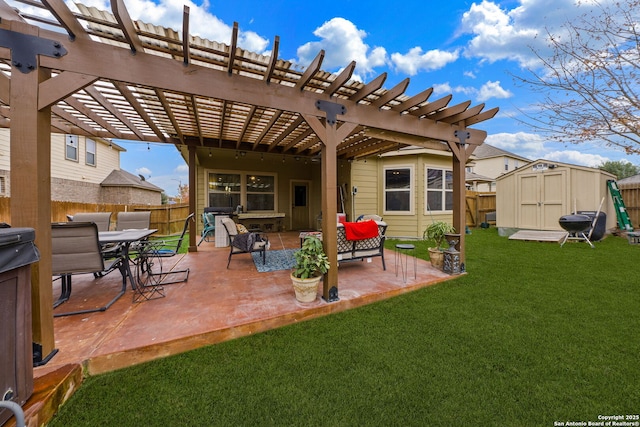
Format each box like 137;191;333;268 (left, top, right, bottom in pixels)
291;236;330;302
423;221;455;269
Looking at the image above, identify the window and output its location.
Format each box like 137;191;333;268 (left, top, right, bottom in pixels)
246;174;275;210
0;177;5;195
65;135;78;161
504;158;509;171
207;171;276;211
384;167;412;213
85;138;96;166
426;168;453;212
208;173;241;208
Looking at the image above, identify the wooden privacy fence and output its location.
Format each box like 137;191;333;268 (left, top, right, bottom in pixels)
0;198;191;236
619;185;640;229
466;191;496;228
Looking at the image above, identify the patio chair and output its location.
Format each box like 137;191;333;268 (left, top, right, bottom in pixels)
198;212;216;246
68;212;112;231
133;213;194;291
52;221;127;317
116;211;151;230
220;217;268;268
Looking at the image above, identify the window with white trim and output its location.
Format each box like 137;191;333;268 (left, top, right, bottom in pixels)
426;167;453;212
85;138;96;166
207;171;276;211
384;166;412;213
0;177;5;195
65;135;78;161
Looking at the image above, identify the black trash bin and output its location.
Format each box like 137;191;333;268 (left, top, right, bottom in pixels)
0;228;39;426
576;211;607;241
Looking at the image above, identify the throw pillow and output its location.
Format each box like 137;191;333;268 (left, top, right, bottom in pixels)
236;223;248;234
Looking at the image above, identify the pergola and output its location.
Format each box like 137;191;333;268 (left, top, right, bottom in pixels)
0;0;497;362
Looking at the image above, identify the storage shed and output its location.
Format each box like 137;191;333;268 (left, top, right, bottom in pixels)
496;160;617;234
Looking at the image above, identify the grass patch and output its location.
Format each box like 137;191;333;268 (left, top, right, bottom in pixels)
49;229;639;426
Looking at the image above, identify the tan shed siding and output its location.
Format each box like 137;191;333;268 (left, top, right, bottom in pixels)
496;171;517;228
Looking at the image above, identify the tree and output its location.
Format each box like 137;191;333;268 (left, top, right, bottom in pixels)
177;183;189;204
514;0;640;154
598;160;640;179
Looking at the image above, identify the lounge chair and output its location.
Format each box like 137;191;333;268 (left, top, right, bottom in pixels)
198;212;216;246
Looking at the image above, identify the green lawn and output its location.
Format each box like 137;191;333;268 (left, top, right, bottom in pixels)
49;229;639;427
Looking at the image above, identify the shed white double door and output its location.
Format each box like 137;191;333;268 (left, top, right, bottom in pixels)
517;171;567;230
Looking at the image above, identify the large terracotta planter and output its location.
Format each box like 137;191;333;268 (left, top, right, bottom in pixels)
428;247;444;269
290;274;321;302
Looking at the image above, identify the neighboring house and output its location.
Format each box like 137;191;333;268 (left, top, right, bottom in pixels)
189;145;459;240
0;129;162;204
466;143;531;192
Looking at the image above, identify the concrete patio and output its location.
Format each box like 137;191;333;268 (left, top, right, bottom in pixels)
17;233;454;426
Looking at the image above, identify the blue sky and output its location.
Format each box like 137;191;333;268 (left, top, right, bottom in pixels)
64;0;640;196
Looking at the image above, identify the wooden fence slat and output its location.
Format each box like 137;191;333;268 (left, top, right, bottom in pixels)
0;198;190;235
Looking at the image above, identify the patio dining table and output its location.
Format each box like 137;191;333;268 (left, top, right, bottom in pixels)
99;228;157;291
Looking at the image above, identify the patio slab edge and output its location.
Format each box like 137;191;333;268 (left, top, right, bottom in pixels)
85;274;457;376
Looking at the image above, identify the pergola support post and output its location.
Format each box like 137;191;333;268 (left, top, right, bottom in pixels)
8;23;56;364
447;129;483;270
188;145;197;252
303;104;355;302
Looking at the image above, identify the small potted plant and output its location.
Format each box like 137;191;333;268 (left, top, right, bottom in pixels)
291;236;330;302
423;221;455;269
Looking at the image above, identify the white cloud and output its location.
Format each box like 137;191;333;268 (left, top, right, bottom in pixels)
543;150;609;167
391;47;459;75
135;166;152;178
485;132;545;159
432;81;511;102
175;164;189;173
296;18;388;75
477;81;513;101
459;0;597;68
65;0;270;53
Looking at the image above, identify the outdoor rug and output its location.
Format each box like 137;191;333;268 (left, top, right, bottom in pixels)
252;248;298;273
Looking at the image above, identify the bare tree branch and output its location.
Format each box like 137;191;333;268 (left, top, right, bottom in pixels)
512;0;640;154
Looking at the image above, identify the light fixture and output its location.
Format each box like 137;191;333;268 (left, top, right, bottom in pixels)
208;148;212;157
282;155;285;163
260;153;264;161
235;151;239;159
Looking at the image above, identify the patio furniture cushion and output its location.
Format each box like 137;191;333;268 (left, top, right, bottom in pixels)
220;217;268;268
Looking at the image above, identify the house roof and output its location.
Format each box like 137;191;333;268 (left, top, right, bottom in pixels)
466;171;494;183
473;143;530;162
617;174;640;185
101;169;163;192
0;1;497;160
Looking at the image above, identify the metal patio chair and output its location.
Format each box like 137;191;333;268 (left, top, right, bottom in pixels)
52;222;127;317
116;211;151;230
68;212;112;231
198;212;216;246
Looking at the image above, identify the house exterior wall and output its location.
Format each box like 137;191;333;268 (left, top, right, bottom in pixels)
471;155;528;192
195;149;323;233
351;149;454;239
100;186;161;205
190;146;457;240
496;161;616;234
0;129;124;203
